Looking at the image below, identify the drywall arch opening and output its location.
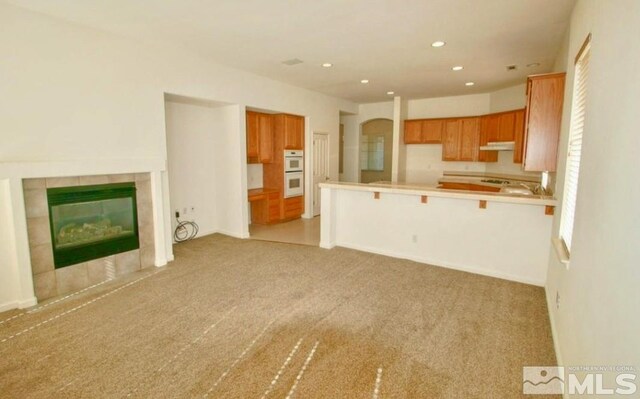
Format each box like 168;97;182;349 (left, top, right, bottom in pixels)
360;118;393;183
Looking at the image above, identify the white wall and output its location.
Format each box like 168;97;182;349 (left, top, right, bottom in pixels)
321;187;553;286
165;100;235;238
0;3;357;310
0;180;21;311
489;84;527;113
545;0;640;374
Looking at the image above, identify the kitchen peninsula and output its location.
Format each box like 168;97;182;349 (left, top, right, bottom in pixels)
319;180;556;286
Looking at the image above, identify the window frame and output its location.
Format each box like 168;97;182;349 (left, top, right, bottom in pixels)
557;33;592;263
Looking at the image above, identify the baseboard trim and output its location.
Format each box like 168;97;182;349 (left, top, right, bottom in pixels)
319;241;335;249
19;296;37;309
545;286;565;397
0;296;37;312
337;241;546;287
0;300;19;313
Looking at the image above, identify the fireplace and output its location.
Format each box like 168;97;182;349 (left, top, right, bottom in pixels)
47;183;140;268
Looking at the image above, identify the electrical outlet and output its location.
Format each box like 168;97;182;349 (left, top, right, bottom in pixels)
556;291;560;309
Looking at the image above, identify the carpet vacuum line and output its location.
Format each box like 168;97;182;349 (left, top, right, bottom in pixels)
0;279;111;326
372;366;383;399
284;340;320;399
259;337;304;399
202;318;278;398
0;271;160;344
125;305;238;397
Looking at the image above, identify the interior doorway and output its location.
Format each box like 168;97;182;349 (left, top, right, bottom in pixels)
360;118;393;183
312;132;329;216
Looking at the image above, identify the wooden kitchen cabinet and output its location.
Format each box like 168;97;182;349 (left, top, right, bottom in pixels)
498;111;516;142
403;119;444;144
246;111;260;159
439;182;501;192
442;118;480;161
513;109;526;163
404;120;422;144
522;73;566;171
246;111;274;163
422;119;444;143
478;115;498;162
283;196;304;219
459;118;480;161
248;188;281;224
442;119;461;161
276;114;304;150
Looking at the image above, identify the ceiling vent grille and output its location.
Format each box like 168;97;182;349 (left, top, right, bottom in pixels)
282;58;304;66
506;64;518;71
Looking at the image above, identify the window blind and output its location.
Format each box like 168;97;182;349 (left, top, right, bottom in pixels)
560;39;591;252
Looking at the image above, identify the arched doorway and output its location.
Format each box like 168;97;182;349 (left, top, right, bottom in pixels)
360;118;393;183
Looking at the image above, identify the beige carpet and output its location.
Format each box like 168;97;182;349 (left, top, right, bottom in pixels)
0;234;558;398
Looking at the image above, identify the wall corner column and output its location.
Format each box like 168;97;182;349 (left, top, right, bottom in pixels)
319;186;337;249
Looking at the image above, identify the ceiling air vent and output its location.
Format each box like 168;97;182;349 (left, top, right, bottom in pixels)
506;64;518;71
282;58;304;66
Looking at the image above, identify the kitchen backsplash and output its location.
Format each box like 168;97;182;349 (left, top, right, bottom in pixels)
247;163;263;189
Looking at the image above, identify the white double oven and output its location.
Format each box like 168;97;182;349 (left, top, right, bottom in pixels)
283;150;304;198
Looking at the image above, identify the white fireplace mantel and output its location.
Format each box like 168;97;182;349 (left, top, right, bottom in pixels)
0;158;173;312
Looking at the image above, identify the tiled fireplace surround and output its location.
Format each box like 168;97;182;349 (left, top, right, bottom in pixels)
24;173;156;301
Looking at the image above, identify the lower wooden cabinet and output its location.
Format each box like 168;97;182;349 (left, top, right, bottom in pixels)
283;196;304;219
248;189;281;225
439;182;501;192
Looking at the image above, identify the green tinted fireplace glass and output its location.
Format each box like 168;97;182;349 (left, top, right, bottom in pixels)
47;183;140;268
51;197;135;249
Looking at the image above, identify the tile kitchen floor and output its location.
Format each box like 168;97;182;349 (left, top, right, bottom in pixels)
249;216;320;246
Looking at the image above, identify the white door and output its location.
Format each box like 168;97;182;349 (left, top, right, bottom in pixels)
312;133;329;216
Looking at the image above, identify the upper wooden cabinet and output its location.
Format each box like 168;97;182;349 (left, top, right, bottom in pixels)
442;118;480;161
403;119;444;144
275;114;304;150
513;109;526;163
498;111;516;142
246;111;274;164
404;120;422;144
478;115;498;162
522;73;566;171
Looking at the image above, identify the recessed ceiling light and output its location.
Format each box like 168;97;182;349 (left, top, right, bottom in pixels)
361;79;369;84
527;62;541;68
465;82;475;86
322;63;333;68
452;66;464;71
387;91;395;95
431;41;446;48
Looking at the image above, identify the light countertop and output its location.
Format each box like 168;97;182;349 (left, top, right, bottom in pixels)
319;181;558;206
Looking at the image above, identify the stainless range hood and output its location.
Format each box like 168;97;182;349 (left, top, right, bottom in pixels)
479;141;515;151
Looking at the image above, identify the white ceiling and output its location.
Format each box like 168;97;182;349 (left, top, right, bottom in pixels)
7;0;575;103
